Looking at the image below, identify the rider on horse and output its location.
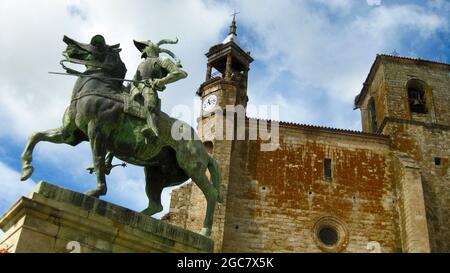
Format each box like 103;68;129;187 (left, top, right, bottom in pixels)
131;38;187;137
21;34;221;236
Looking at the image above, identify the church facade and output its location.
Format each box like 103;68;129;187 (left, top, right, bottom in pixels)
163;20;450;253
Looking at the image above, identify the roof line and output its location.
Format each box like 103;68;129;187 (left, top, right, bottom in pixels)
354;54;450;108
245;117;389;140
379;54;450;67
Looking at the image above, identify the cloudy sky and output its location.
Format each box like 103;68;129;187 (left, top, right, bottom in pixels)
0;0;449;233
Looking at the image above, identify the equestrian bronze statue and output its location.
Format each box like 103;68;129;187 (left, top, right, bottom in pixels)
19;34;222;236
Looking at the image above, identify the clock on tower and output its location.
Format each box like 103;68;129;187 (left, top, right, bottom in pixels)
202;94;218;112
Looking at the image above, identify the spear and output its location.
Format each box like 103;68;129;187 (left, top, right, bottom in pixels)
48;71;144;85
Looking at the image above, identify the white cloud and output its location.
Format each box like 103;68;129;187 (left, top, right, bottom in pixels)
98;163;190;219
429;0;450;11
231;0;447;107
354;5;446;39
0;162;35;215
0;0;229;140
367;0;381;6
315;0;355;11
100;163;147;210
0;0;229;218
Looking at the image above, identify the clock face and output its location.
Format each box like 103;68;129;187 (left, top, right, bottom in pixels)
202;94;218;112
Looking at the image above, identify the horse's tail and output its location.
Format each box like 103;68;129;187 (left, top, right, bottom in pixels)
207;157;223;203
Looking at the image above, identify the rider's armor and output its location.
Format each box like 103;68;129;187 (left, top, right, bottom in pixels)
130;57;168;137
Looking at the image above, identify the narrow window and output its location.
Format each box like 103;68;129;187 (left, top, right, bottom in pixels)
324;158;332;181
368;97;377;133
407;79;427;114
435;157;441;166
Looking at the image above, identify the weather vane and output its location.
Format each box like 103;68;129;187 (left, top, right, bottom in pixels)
231;9;240;21
228;9;240;35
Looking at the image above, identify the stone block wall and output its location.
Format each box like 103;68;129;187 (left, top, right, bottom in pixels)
383;121;449;252
165;125;402;252
392;152;431;252
367;57;450;252
220;126;399;252
0;182;214;253
381;59;450;125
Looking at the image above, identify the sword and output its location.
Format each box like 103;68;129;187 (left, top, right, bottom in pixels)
48;71;144;85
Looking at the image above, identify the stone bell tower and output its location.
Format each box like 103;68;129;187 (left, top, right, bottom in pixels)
354;55;450;252
198;14;253;134
164;16;253;251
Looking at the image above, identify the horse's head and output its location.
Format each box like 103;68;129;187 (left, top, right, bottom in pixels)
61;35;126;81
62;35;122;70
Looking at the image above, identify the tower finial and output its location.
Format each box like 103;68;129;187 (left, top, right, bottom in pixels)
229;10;240;35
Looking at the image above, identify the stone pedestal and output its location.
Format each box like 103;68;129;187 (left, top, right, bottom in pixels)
0;181;214;253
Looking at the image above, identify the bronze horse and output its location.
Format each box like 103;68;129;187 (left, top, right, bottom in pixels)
20;35;221;236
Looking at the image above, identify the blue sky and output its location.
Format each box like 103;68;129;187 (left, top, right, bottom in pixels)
0;0;449;234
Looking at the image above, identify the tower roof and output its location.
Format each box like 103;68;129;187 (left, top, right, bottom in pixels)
354;54;450;109
206;13;253;65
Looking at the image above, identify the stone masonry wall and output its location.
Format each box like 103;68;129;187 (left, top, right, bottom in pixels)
382;59;450;125
382;121;449;252
360;64;387;133
377;59;450;252
220;126;400;252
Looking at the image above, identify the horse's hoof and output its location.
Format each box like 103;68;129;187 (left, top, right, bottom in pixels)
200;228;211;237
20;165;34;181
141;206;163;216
85;188;106;198
85;189;100;198
141;208;153;216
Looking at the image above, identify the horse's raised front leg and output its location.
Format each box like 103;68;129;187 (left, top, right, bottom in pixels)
21;127;69;181
85;121;107;198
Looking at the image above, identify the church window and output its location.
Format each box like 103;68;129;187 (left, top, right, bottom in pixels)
368;97;377;133
435;157;441;166
318;226;338;246
407;79;427;114
324;158;332;181
313;216;348;252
